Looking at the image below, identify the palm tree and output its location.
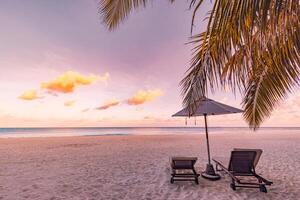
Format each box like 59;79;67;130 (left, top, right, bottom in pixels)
99;0;300;129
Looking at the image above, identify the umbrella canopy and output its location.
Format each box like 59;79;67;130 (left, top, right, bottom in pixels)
172;97;243;117
172;97;243;180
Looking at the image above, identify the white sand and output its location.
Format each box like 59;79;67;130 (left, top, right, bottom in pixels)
0;133;299;200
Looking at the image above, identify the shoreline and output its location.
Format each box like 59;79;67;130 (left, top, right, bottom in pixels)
1;127;300;139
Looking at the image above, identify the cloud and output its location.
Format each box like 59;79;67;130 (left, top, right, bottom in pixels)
64;100;75;107
127;89;163;105
41;71;109;93
144;116;155;120
81;108;90;113
97;72;110;82
19;90;42;100
46;90;59;97
96;98;120;110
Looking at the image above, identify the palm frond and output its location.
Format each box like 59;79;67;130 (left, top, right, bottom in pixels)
98;0;300;129
99;0;175;30
243;38;300;128
181;0;300;129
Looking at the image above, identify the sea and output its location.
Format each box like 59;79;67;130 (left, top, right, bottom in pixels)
0;127;299;138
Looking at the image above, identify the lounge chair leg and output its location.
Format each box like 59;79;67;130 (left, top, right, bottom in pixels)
170;177;174;184
171;169;175;184
230;179;236;191
259;185;267;193
192;168;197;175
192;168;199;184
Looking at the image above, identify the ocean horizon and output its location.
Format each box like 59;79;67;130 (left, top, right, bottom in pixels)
1;126;300;138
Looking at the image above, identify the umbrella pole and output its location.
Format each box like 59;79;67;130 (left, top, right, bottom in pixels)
201;114;221;181
204;114;211;164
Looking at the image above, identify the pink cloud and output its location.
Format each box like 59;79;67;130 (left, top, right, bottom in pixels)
96;98;120;110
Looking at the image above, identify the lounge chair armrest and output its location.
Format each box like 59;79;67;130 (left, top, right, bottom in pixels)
253;174;273;185
212;158;227;171
212;158;239;183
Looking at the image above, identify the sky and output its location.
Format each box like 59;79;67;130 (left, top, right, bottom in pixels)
0;0;299;127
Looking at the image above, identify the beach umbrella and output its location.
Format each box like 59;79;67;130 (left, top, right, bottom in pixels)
172;97;243;180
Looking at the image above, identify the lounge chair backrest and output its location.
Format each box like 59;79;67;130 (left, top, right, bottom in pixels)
171;157;197;170
233;148;263;168
228;151;257;173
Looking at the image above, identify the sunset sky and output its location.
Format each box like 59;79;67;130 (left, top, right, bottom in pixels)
0;0;300;127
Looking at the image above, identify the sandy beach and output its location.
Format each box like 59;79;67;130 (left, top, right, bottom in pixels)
1;132;299;200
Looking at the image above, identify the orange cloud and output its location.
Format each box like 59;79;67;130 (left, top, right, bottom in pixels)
41;71;109;93
127;89;163;105
64;100;75;107
96;98;120;110
19;90;42;100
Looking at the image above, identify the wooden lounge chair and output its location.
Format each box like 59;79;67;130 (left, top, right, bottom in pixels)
170;157;199;184
212;149;273;193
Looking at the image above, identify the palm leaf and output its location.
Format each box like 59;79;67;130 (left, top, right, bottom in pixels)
99;0;175;30
181;0;300;129
98;0;300;129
